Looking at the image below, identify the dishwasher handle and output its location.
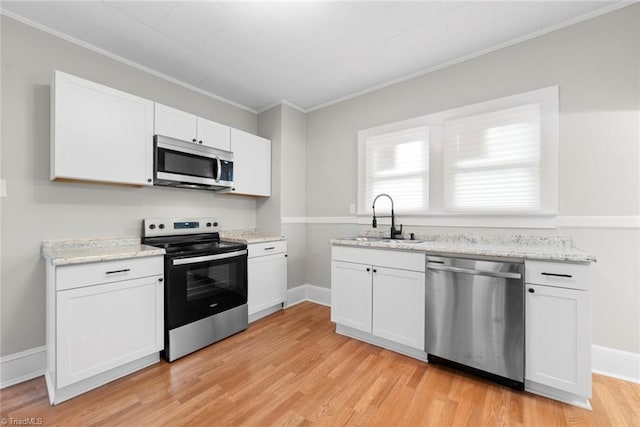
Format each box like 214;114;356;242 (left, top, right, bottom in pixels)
427;263;522;280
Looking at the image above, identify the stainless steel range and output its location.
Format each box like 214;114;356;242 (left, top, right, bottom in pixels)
142;217;248;362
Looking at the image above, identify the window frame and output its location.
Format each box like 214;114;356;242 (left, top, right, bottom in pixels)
356;86;559;227
357;117;431;215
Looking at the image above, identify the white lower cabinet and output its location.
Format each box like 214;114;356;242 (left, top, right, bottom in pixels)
372;267;425;350
248;240;287;322
46;256;164;404
524;260;592;408
330;261;372;332
331;246;426;352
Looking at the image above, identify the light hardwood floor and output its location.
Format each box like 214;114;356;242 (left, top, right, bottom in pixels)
1;302;639;426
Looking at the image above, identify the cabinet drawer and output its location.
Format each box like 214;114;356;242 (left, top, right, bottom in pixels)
248;240;287;258
332;246;425;273
56;256;164;291
525;260;589;290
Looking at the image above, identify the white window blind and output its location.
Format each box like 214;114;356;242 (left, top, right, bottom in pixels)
443;104;541;212
359;126;429;213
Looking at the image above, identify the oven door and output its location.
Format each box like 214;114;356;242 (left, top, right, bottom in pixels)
166;250;247;330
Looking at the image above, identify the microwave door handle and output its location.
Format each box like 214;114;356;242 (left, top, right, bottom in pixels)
216;156;221;182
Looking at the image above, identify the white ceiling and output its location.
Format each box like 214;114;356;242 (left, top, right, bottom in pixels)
1;1;631;112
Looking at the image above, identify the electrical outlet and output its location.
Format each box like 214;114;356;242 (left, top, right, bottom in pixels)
349;203;356;214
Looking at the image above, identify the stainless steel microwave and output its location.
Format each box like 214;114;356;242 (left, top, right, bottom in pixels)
153;135;234;191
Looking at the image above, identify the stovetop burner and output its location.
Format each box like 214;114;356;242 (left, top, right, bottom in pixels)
162;240;246;257
141;217;246;257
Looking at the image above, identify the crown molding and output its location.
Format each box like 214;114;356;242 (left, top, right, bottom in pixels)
2;1;634;116
305;2;634;113
0;9;257;114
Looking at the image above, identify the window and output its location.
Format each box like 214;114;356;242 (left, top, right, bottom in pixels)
356;86;559;224
443;104;542;212
358;124;429;214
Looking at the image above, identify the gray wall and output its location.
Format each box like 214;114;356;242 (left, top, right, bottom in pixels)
256;105;282;235
0;16;259;356
257;104;307;288
280;105;307;288
2;5;639;358
304;5;640;353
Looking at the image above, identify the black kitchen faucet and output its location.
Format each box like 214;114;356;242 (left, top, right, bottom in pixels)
372;193;403;239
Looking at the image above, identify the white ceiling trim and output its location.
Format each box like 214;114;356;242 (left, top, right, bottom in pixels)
1;2;634;115
257;99;308;115
305;1;634;113
0;8;258;114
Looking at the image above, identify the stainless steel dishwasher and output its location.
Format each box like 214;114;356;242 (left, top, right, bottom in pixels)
425;255;525;390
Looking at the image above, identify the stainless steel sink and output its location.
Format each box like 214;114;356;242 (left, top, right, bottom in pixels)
341;236;386;242
342;236;428;244
380;239;428;244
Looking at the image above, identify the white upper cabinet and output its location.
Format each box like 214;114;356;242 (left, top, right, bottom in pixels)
153;103;196;142
51;70;154;186
197;117;231;151
154;103;231;151
229;128;271;196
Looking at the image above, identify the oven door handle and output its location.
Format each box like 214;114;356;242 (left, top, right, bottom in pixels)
172;249;247;266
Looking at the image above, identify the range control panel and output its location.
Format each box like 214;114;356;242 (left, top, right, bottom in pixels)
143;217;220;237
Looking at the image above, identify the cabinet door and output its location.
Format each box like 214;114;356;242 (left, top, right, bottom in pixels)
248;253;287;315
154;103;197;142
197;117;231;151
331;261;372;333
52;71;154;185
372;267;425;350
526;284;591;397
229;128;271;196
56;276;164;388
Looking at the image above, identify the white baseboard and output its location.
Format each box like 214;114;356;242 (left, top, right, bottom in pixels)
0;345;46;389
592;345;640;384
286;284;331;308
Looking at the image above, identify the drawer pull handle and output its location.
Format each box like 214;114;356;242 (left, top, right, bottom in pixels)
528;288;535;293
541;272;573;278
264;247;275;250
106;269;130;275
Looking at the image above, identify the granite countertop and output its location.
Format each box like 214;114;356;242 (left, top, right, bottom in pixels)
42;237;165;266
220;229;286;244
330;233;595;263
